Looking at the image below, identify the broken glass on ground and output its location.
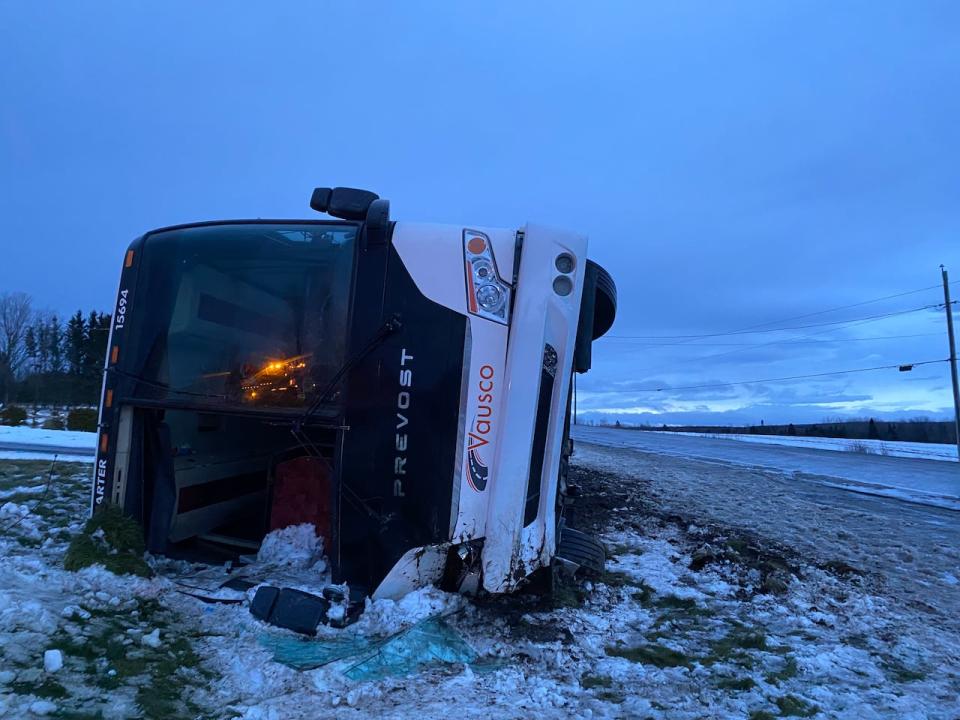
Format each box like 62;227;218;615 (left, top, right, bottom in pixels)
260;615;481;680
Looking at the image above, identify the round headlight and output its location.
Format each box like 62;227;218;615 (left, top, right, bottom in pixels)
476;283;504;311
553;276;574;296
472;258;495;282
555;253;575;274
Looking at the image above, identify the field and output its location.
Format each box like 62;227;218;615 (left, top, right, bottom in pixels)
1;430;959;718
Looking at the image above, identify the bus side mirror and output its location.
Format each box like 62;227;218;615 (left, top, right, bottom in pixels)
310;187;380;221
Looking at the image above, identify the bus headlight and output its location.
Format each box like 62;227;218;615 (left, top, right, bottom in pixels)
463;230;511;324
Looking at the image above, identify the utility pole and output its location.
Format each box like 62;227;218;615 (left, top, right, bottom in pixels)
573;374;578;425
942;265;960;462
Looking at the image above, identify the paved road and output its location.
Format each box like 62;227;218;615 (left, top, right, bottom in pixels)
573;425;960;509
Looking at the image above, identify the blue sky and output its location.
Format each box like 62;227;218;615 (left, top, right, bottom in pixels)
1;2;958;425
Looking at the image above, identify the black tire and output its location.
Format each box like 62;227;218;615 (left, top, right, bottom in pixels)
556;526;606;575
587;260;616;340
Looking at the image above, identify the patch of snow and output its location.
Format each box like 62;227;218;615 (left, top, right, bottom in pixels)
352;586;463;637
141;629;161;648
0;485;47;500
653;429;958;462
0;451;93;463
0;425;97;449
257;524;324;570
43;649;63;673
29;699;58;715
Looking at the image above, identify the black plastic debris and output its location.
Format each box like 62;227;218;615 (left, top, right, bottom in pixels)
321;585;367;628
175;588;245;605
250;586;330;636
221;576;257;592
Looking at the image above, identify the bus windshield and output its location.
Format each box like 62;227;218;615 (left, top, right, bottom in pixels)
126;222;357;411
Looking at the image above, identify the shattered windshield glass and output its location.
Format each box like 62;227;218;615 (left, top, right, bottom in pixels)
128;222;357;410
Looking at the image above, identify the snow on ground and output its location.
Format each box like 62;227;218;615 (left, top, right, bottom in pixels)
575;425;960;511
652;430;957;463
1;448;959;718
0;426;97;450
0;425;96;463
0;451;94;463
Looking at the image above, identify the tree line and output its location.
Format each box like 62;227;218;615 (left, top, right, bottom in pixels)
0;291;111;406
624;418;956;445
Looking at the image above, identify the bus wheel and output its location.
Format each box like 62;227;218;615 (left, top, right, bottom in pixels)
555;526;606;575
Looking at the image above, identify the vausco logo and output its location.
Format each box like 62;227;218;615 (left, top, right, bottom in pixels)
466;364;495;492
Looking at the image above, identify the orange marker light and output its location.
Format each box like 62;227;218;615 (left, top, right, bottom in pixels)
467;236;487;255
111;346;119;364
100;433;109;453
105;389;113;408
465;260;478;313
125;250;134;268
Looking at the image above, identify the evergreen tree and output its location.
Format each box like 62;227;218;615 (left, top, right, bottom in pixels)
35;319;49;373
868;418;880;440
66;311;86;375
47;315;65;374
23;326;37;372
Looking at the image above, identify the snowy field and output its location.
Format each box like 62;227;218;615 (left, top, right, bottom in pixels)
0;426;95;463
650;430;958;463
574;425;960;511
1;445;959;718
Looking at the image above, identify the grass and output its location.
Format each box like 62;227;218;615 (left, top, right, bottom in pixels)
46;597;213;719
0;459;54;489
775;695;820;717
606;643;695;668
64;504;152;577
654;594;698;610
596;690;625;703
599;569;645;588
10;678;69;700
765;656;799;685
716;676;756;691
703;626;768;668
0;460;214;719
881;659;926;683
631;582;654;604
581;673;613;689
0;459;91;492
748;712;776;720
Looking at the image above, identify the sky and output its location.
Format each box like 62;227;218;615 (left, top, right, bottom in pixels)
1;2;959;426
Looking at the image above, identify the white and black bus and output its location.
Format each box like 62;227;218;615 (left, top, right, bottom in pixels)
91;187;615;600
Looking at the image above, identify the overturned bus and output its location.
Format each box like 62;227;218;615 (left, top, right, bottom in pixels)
90;187;616;601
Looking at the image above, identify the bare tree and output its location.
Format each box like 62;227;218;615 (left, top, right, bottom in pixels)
0;292;33;402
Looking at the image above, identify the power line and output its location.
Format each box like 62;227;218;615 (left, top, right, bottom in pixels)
625;306;948;376
607;332;942;348
607;302;951;340
714;282;955;334
608;276;958;340
634;359;949;394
